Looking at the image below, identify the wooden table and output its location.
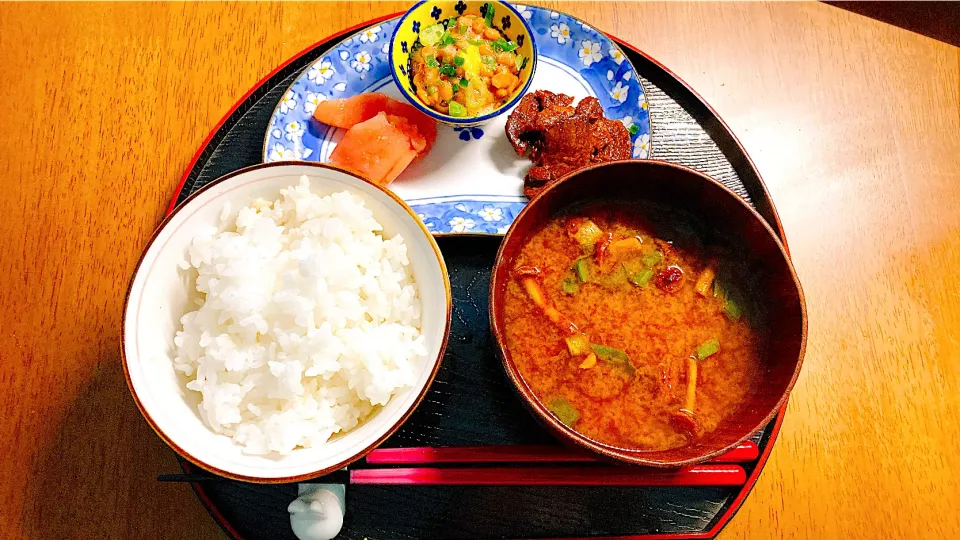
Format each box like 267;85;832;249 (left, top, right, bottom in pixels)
2;2;958;539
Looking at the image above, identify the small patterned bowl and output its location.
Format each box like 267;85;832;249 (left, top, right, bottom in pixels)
389;0;537;127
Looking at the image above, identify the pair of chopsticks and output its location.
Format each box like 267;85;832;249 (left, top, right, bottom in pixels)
159;443;755;487
350;464;745;486
365;442;758;465
355;443;755;487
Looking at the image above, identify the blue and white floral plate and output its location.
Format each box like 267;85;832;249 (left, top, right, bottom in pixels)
264;4;651;235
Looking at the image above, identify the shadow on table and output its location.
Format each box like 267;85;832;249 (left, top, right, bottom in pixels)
21;351;224;540
825;1;960;47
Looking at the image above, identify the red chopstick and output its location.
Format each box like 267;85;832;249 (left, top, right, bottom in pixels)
366;441;759;465
350;464;746;486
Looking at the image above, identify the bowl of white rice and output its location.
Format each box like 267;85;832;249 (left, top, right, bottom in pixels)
122;162;451;483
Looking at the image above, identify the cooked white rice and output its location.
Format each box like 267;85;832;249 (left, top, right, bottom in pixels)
173;176;424;455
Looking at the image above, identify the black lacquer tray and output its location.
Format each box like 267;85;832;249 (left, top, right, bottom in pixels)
168;12;790;540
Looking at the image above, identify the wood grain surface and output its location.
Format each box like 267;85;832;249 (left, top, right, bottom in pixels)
1;2;958;539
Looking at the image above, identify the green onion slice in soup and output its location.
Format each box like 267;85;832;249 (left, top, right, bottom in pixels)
641;251;663;267
547;396;580;427
561;276;579;295
572;257;590;282
565;334;591;356
590;344;636;375
629;267;654;287
695;338;720;360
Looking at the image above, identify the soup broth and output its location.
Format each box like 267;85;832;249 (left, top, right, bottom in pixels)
502;203;763;451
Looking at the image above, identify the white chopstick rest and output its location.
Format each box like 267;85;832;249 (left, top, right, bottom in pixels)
289;483;346;540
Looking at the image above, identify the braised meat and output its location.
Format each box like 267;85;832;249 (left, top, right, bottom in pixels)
505;90;632;197
505;90;575;154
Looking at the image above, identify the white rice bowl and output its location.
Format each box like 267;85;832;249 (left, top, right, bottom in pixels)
174;177;424;455
123;164;449;481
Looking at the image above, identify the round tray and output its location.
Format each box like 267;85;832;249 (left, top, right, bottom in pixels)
169;11;790;540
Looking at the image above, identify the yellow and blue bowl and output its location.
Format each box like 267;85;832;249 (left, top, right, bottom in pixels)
390;0;537;127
